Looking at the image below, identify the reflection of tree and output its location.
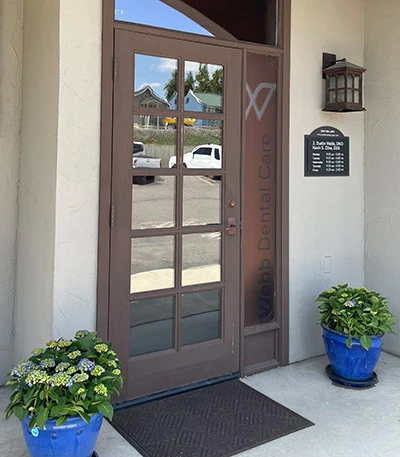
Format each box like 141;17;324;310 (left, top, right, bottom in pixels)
185;71;195;95
164;64;223;99
195;64;211;92
164;69;178;100
210;68;223;95
164;69;196;100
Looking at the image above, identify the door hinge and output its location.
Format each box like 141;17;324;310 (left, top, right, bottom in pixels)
113;57;118;81
110;204;115;228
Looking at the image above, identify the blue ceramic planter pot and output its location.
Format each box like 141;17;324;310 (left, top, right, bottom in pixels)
22;413;103;457
322;326;383;381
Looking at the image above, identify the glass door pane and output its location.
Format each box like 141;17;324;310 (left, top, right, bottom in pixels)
181;290;221;346
130;236;175;293
130;296;175;356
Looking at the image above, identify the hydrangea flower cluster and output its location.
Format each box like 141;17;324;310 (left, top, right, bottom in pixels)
50;372;73;388
5;330;123;430
67;350;82;360
55;362;71;372
72;372;89;383
77;358;95;372
40;358;56;369
25;370;50;387
11;361;38;378
92;365;105;377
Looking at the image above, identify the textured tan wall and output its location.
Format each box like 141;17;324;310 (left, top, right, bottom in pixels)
0;0;23;384
290;0;365;362
14;0;60;362
364;0;400;355
52;0;102;340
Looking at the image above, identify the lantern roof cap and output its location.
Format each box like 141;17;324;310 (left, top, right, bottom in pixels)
323;58;366;73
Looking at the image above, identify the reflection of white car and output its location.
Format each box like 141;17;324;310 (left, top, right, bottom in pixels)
169;144;222;169
133;141;145;156
132;141;161;185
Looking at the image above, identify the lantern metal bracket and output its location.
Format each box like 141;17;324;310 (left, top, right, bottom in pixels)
322;53;346;79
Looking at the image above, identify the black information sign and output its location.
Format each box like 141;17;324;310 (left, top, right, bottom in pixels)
304;126;349;176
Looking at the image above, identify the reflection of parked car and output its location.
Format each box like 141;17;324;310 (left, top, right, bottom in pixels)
133;156;162;169
133;141;145;156
132;141;162;185
168;144;222;169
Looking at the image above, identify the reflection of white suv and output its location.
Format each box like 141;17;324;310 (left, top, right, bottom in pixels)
169;144;222;168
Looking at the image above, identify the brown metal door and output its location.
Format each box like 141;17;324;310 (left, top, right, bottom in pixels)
109;29;242;401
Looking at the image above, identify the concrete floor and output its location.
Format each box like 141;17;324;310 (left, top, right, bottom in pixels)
2;352;400;457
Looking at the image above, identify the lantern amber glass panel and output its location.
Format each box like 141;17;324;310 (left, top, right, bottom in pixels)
323;59;366;112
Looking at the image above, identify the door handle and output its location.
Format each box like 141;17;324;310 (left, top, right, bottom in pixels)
224;217;237;236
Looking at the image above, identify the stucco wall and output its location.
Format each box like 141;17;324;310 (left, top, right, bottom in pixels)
13;0;102;363
53;0;102;339
289;0;365;362
0;0;23;384
14;0;60;363
364;0;400;355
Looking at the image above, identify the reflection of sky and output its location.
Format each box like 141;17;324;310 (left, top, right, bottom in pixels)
134;55;221;101
115;0;215;100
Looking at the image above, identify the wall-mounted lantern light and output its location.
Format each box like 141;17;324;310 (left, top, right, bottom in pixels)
322;52;366;112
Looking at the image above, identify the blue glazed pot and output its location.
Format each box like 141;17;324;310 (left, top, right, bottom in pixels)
322;326;383;381
21;413;103;457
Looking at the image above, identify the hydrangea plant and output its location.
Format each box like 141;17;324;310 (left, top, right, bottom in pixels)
5;331;123;429
316;284;395;350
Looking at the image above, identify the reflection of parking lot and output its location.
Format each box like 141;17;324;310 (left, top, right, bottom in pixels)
129;290;220;356
131;176;222;281
132;176;221;229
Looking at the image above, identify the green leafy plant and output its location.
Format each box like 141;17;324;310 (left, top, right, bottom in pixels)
5;330;123;429
316;284;395;350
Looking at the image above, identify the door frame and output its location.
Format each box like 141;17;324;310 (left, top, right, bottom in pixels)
98;0;291;377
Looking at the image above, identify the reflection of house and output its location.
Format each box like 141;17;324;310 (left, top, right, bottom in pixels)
168;89;222;127
134;85;169;128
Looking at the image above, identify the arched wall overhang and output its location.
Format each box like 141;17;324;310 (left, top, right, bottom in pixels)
161;0;279;45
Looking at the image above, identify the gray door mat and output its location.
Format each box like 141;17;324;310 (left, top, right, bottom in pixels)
111;380;314;457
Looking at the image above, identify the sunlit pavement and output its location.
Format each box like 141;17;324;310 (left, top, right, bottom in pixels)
2;351;400;457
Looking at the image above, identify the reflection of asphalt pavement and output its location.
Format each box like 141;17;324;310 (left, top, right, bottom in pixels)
129;288;221;356
131;176;222;281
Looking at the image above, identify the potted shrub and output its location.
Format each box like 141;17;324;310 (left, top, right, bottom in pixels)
5;330;123;457
316;284;395;385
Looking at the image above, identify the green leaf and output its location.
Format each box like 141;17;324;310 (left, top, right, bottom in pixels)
23;388;35;403
69;384;81;395
4;405;14;420
50;405;70;417
97;401;114;421
15;405;29;421
56;416;67;426
77;411;91;424
28;416;37;429
36;406;49;429
48;390;59;402
345;335;352;349
360;334;372;351
379;324;393;334
70;406;85;413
